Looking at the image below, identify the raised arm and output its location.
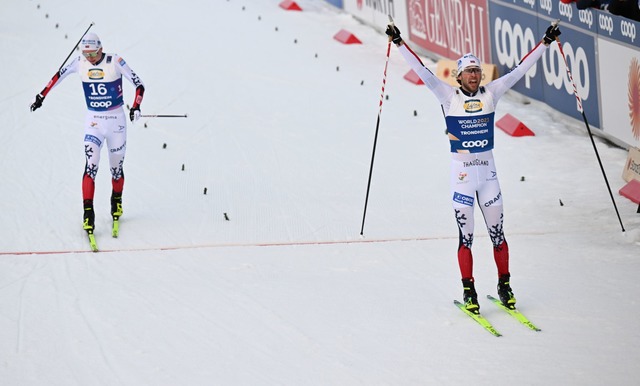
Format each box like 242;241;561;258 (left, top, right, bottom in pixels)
385;24;454;105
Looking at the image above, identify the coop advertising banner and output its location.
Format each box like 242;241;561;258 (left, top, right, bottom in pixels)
489;0;601;130
340;0;639;148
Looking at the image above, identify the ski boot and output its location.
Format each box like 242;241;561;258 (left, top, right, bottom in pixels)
462;278;480;314
83;199;95;232
497;274;516;309
111;193;123;220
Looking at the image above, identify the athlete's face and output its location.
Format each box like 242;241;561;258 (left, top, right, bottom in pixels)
82;48;103;65
458;67;482;93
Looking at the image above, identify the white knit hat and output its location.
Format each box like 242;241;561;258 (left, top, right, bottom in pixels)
457;53;481;75
80;32;102;51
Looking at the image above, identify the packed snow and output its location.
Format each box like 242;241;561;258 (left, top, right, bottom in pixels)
1;0;639;384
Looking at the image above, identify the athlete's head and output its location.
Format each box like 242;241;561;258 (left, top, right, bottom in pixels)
80;32;103;64
81;32;102;51
456;53;482;92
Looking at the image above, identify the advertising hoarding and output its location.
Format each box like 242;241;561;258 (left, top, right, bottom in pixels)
598;39;640;148
340;0;639;148
324;0;344;8
404;0;491;63
343;0;408;31
489;0;600;129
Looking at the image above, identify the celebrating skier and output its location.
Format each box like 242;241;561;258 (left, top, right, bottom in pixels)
30;32;145;244
385;22;561;313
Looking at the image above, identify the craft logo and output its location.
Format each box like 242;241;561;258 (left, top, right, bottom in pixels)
110;141;126;153
629;57;640;140
484;191;501;207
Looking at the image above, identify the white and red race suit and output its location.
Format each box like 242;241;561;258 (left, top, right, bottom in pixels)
397;41;547;281
40;53;144;202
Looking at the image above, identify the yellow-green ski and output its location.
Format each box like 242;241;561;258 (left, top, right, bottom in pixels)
86;230;99;252
487;295;541;331
454;300;502;337
112;217;119;238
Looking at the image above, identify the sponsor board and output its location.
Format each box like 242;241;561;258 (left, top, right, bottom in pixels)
623;147;640;182
323;0;344;7
490;0;638;148
488;0;600;129
343;0;408;33
596;11;639;48
490;6;544;100
538;17;599;128
598;39;640;148
339;0;639;149
405;0;491;62
540;0;598;34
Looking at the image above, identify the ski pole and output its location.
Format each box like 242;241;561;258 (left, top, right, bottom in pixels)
360;15;394;236
140;114;188;118
554;35;625;232
58;22;95;71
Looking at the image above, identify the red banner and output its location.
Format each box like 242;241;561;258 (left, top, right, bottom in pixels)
406;0;491;63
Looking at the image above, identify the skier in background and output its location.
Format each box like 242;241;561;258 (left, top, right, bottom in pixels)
30;32;145;235
385;22;561;314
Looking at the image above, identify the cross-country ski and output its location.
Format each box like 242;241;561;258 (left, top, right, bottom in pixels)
86;230;98;252
454;299;502;337
487;295;541;332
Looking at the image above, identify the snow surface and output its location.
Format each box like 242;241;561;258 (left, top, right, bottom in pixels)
1;0;639;384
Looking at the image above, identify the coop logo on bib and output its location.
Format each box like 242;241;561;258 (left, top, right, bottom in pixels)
462;139;489;149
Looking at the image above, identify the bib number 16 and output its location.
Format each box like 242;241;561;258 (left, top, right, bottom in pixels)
88;83;108;95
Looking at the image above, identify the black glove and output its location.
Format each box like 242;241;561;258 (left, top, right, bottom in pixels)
543;24;561;45
129;105;141;122
30;94;44;112
385;25;402;45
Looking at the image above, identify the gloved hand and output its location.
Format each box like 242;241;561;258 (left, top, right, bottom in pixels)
129;105;141;122
385;24;402;45
543;23;561;45
30;94;44;112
